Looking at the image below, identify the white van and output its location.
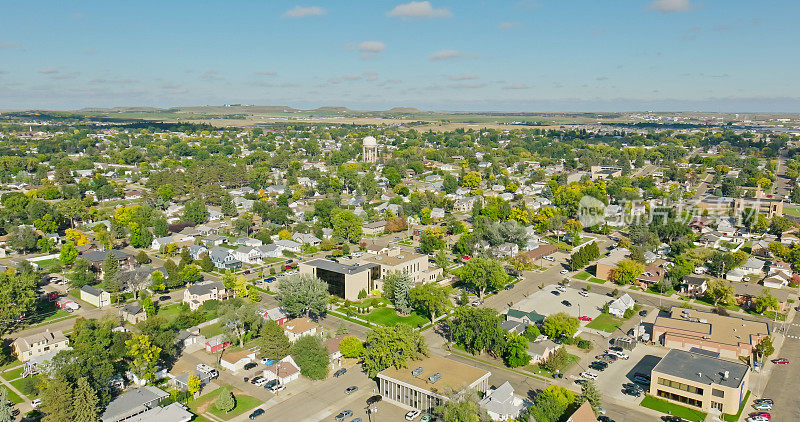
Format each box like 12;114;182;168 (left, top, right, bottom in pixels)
580;371;598;380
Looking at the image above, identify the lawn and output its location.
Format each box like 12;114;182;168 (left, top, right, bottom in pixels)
783;205;800;217
1;386;23;404
199;323;224;338
574;271;590;280
35;258;61;273
586;313;624;333
640;395;706;422
1;366;24;381
29;300;73;325
588;277;606;284
363;307;428;328
188;389;262;420
525;352;579;377
10;376;39;398
156;303;186;323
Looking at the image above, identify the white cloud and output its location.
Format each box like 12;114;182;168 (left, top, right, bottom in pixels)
649;0;691;13
200;70;223;81
38;68;59;74
387;1;451;19
255;70;277;76
429;49;461;61
356;41;386;58
363;71;379;82
328;74;362;84
503;83;530;90
447;74;477;81
498;22;518;30
283;6;326;18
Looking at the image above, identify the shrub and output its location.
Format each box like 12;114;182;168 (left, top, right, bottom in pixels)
357;289;367;299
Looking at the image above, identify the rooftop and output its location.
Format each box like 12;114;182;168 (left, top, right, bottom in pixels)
303;259;378;275
654;307;769;348
377;355;490;397
653;349;749;389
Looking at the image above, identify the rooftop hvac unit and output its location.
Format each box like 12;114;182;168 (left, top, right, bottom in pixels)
428;372;442;383
412;367;424;377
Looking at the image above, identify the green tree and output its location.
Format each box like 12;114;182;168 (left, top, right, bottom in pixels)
384;272;413;314
770;216;792;236
362;324;428;377
291;335;329;380
198;252;214;272
705;279;735;307
502;332;531;368
214;387;236;413
7;226;38;253
456;257;507;298
461;171;482;189
219;300;262;347
409;282;451;322
338;335;365;358
40;375;73;422
0;267;40;333
103;252;119;285
449;306;506;356
182;199;209;224
221;194;237;217
153;218;168;237
542;312;580;339
126;334;162;382
754;336;775;362
754;289;779;315
276;273;329;318
258;320;292;360
0;388;13;422
59;241;78;265
72;377;100;421
331;209;363;243
135;250;151;264
610;259;644;285
579;381;602;413
434;390;491;422
419;231;446;254
527;385;577;422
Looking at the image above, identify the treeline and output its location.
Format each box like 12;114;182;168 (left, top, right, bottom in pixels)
569;242;600;270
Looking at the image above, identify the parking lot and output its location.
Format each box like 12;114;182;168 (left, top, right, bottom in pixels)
511;286;609;322
590;342;668;404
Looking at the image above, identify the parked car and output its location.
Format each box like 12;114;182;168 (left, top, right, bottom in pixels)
366;395;382;406
638;309;648;317
405;410;421;420
420;415;434;422
751;412;770;419
578;316;592;321
609;346;623;352
252;377;267;387
633;375;651;385
244;362;257;370
560;269;568;275
551;291;561;296
589;363;606;371
772;358;789;364
248;409;265;419
543;256;555;261
345;386;358;395
561;300;572;307
334;368;347;377
504;284;515;290
555;285;567;292
754;398;773;405
264;380;278;389
335;410;353;421
580;371;598;380
747;416;769;422
249;376;264;385
269;383;285;393
578;290;589;297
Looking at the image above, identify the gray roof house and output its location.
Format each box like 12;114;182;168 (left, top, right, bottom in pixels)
478;381;530;421
125;403;193;422
208;246;242;270
100;385;170;422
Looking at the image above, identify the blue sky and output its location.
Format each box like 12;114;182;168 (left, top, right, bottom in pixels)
1;0;798;112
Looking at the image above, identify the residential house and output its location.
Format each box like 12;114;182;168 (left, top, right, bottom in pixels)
283;317;319;343
740;257;765;274
505;309;546;326
231;246;261;264
636;264;665;289
202;234;226;247
262;307;288;325
323;334;347;363
256;243;283;258
362;220;387;236
12;329;69;362
565;401;597;422
208;246;242;270
262;355;301;386
608;293;635;318
679;276;708;298
492;243;519;259
220;350;256;372
500;320;528;335
478;381;530;421
430;208;445;219
187;245;208;261
732;282;791;313
122;303;148;324
172;369;213;391
274;239;301;253
528;338;562;365
595;248;629;281
124;402;193;422
81;249;134;276
292;232;321;246
80;285;112;308
183;281;229;311
100;385;171;422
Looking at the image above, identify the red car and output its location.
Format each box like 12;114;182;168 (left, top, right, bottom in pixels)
753;412;771;419
578;316;592;321
772;358;789;364
461;256;471;260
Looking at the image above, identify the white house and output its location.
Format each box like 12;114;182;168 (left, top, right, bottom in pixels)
608;293;635;318
231;246;261;264
220;350;256;372
478;381;530;421
282;317;318;343
262;356;300;386
80;285;111;308
274;239;301;253
292;232;321;246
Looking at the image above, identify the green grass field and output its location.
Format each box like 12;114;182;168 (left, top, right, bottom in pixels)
363;307;428;328
1;386;23;404
640;395;706;422
1;366;23;381
199;323;224;338
156;303;186;323
10;376;39;398
588;277;606;284
586;313;624;333
574;271;590;280
35;258;62;273
189;389;262;420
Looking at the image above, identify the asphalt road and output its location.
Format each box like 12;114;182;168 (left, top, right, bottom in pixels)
759;321;800;421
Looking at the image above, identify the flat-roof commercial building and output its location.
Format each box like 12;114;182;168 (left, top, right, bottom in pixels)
652;307;769;359
650;349;750;415
299;259;380;300
377;355;490;412
358;249;442;285
595;248;629;281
